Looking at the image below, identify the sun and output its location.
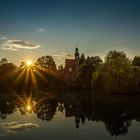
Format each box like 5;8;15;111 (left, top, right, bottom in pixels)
26;105;31;111
26;60;32;66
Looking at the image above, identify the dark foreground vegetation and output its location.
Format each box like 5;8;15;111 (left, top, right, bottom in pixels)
0;50;140;94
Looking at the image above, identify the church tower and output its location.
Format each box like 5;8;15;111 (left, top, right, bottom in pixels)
64;45;80;81
75;45;80;59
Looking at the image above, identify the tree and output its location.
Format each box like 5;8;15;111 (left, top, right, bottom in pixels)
105;50;130;66
77;56;103;88
132;56;140;67
0;58;8;65
19;61;26;70
92;50;140;94
0;58;17;73
58;65;64;71
80;53;85;64
7;63;17;70
90;56;103;66
36;55;56;71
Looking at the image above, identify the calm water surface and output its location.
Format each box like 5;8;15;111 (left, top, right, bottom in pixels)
0;91;140;140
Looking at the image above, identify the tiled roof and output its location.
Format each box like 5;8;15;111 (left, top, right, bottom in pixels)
65;59;76;66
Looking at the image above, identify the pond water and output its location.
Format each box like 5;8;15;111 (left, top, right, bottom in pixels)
0;91;140;140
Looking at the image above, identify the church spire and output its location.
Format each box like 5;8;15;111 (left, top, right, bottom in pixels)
75;44;80;59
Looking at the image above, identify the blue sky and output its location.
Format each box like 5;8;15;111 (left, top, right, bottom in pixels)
0;0;140;65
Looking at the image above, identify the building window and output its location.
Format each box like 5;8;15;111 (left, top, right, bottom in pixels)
69;67;72;72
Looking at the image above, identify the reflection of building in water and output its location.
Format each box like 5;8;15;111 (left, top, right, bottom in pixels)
64;47;80;81
1;93;140;136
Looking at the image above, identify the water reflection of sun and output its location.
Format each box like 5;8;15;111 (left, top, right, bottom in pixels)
18;97;36;113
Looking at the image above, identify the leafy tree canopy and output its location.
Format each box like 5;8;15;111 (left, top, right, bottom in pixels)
132;56;140;67
36;55;56;71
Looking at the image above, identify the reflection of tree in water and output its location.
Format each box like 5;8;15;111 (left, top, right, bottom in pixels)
61;94;140;136
16;95;58;121
0;97;16;119
1;93;140;136
100;104;132;136
105;118;132;136
57;102;65;112
35;100;57;121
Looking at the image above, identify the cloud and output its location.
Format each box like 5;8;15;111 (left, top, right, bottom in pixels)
0;39;40;51
0;36;7;40
36;28;46;33
53;52;74;60
0;122;39;134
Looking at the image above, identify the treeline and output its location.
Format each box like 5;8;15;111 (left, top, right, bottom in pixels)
0;50;140;94
75;50;140;94
0;56;65;92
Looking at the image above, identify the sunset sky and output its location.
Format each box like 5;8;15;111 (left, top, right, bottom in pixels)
0;0;140;65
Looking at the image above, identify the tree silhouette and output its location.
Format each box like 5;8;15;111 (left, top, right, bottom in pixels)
92;50;140;93
77;56;102;88
132;56;140;67
58;65;64;71
0;58;8;65
80;53;85;64
36;55;56;71
19;61;26;70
